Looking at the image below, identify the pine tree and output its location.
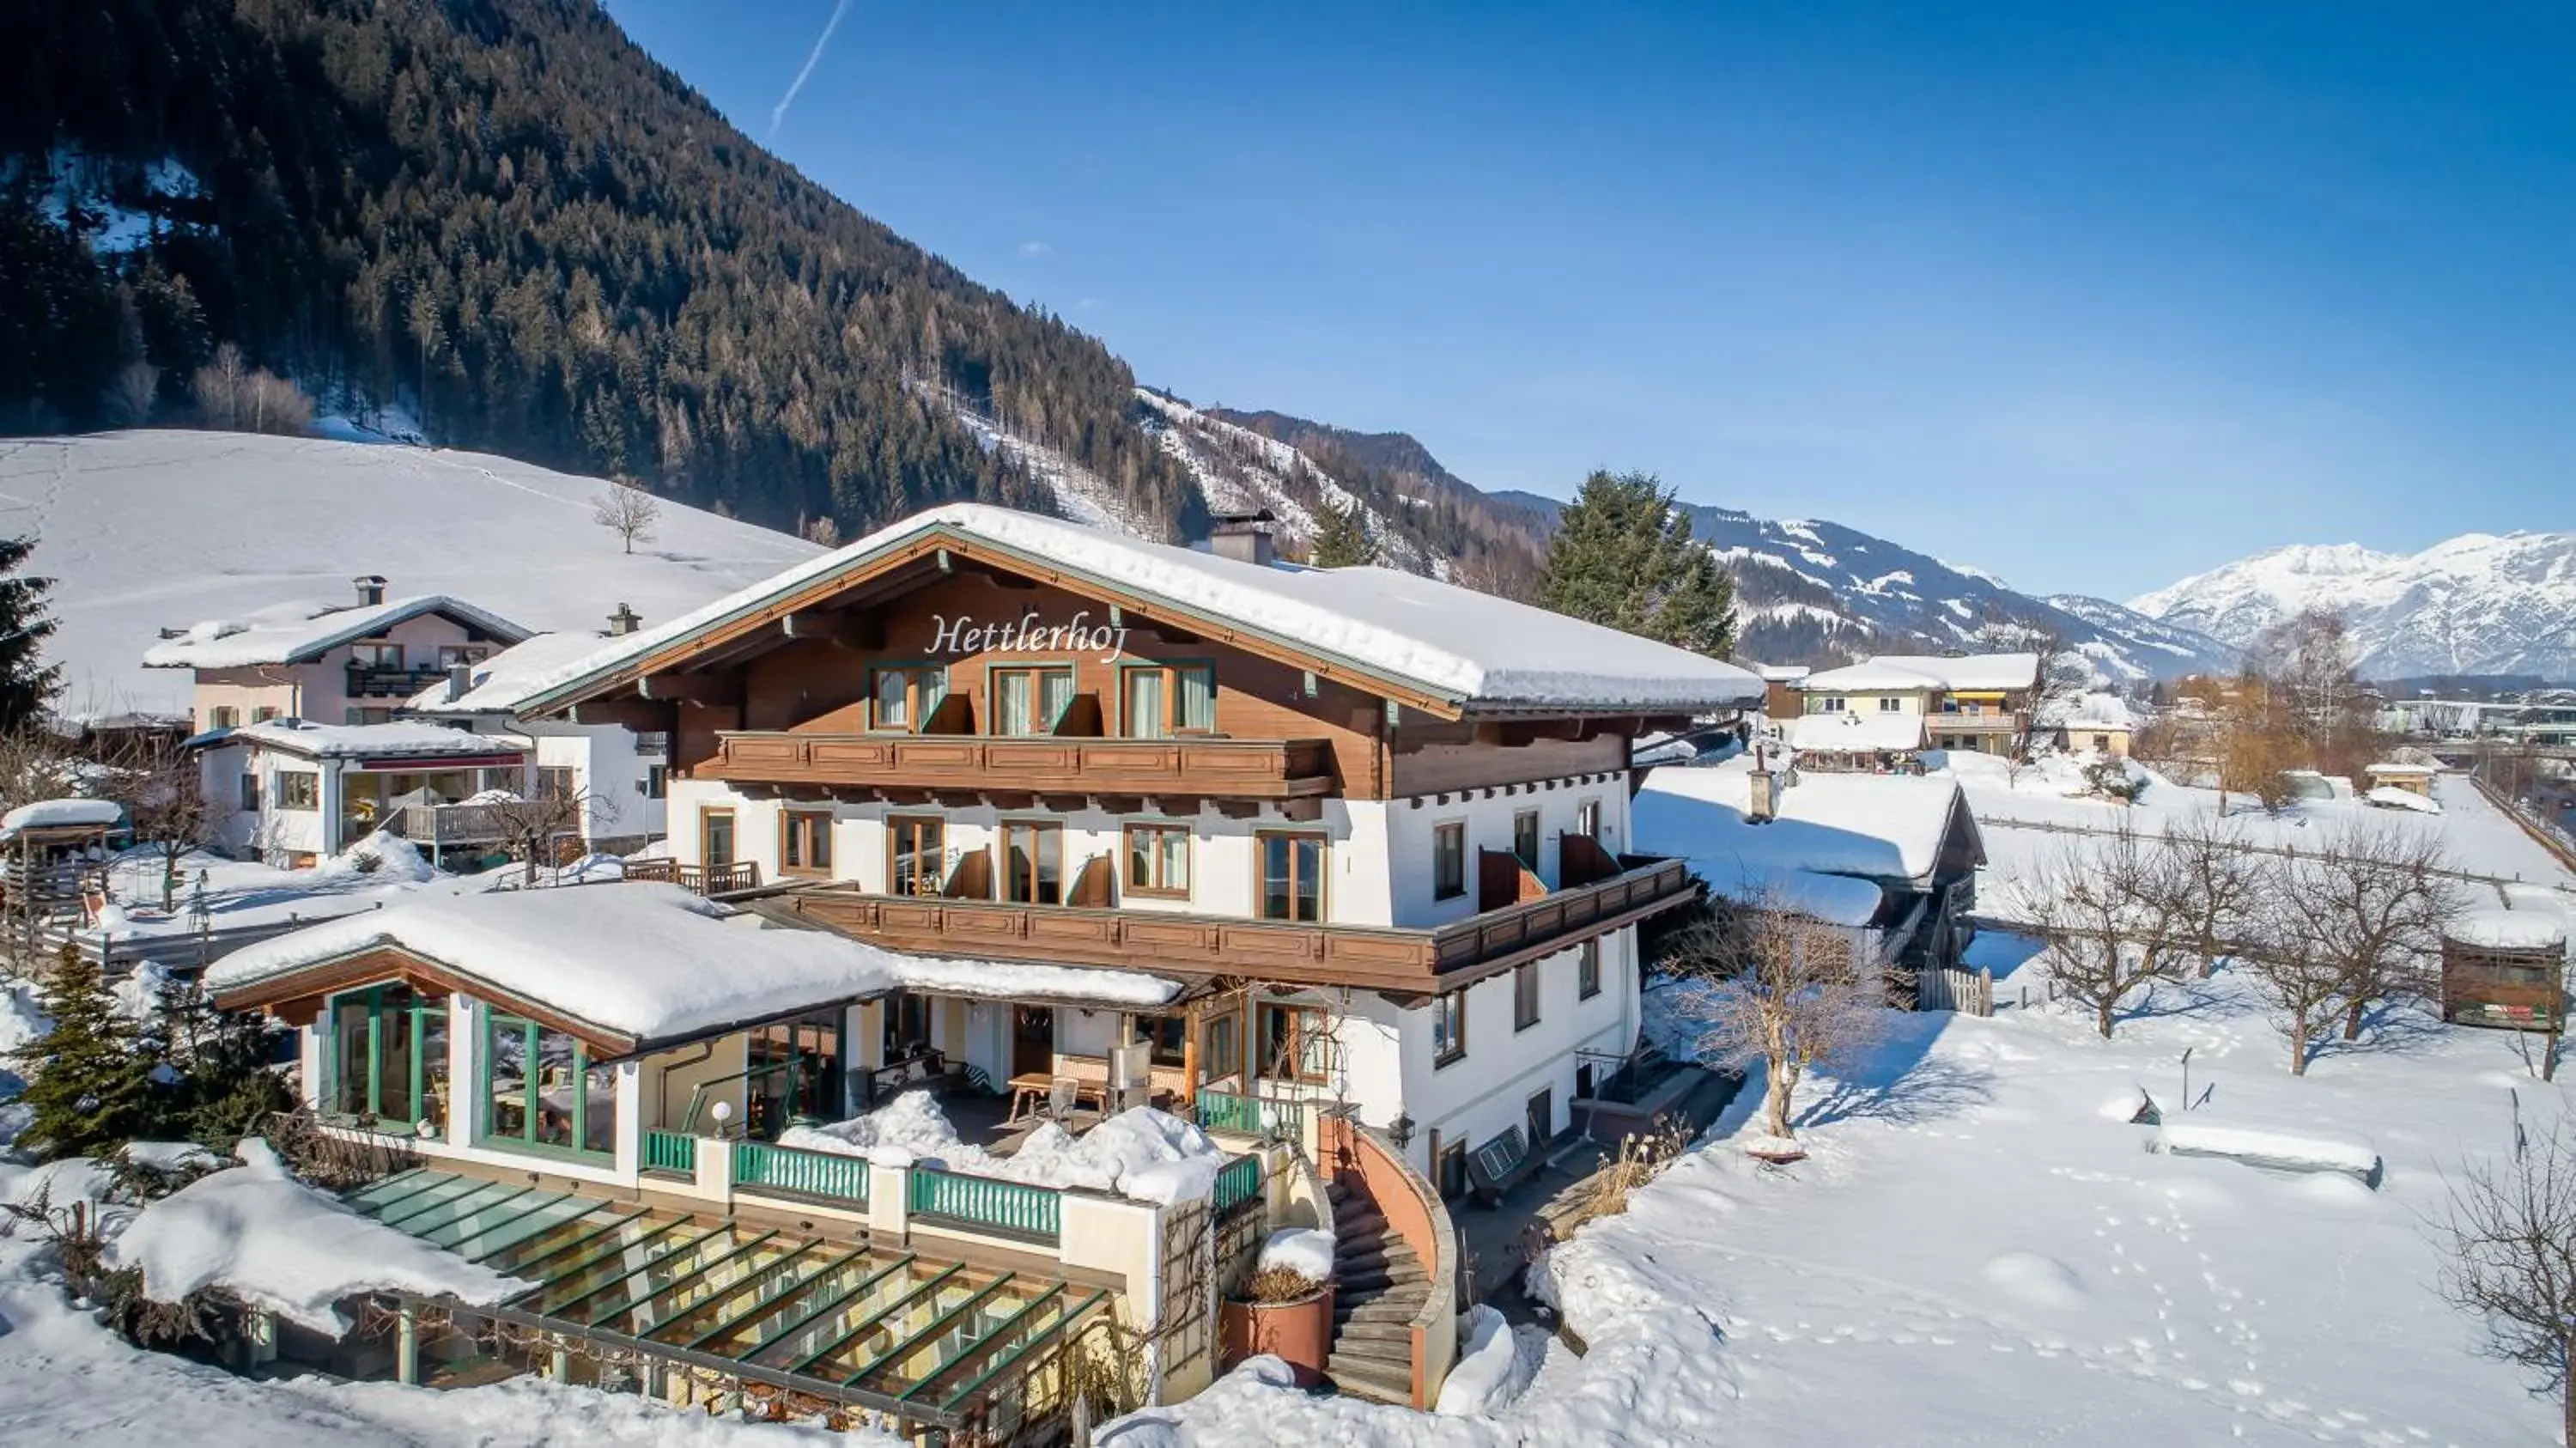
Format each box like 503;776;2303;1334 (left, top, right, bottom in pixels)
1308;501;1374;568
0;535;59;733
10;945;159;1160
1538;471;1738;657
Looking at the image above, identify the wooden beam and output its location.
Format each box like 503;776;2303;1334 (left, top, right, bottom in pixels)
566;697;677;732
780;608;884;649
637;673;741;705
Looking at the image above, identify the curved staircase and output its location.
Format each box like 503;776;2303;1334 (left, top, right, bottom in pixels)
1323;1177;1431;1404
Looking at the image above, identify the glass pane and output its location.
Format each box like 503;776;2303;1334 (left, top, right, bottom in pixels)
488;1019;530;1141
1293;837;1322;921
420;1004;450;1132
331;995;373;1116
1160;830;1190;891
1177;667;1214;729
996;672;1031;736
809;818;831;872
875;671;910;728
1005;833;1033;904
583;1063;618;1155
1126;832;1151;889
1035;828;1061;905
1125;671;1164;737
380;989;416;1125
920;668;948;721
704;813;735;867
1260;836;1290;920
535;1031;580;1149
1039;670;1073;731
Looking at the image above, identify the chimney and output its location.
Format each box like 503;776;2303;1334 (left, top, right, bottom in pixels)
1207;510;1277;567
353;575;387;607
607;602;642;636
1747;740;1794;822
447;662;472;703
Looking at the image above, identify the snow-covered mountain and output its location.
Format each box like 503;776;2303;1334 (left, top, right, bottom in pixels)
1133;390;1443;574
0;431;822;716
2129;532;2576;681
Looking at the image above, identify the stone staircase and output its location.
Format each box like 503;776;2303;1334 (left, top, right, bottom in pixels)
1323;1177;1429;1405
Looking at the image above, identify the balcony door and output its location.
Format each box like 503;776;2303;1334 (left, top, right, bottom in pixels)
993;666;1075;736
701;807;736;867
1255;830;1325;922
1000;820;1064;905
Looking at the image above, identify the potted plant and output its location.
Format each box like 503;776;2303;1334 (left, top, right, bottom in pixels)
1219;1264;1335;1387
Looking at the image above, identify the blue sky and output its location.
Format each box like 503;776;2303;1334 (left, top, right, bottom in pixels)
603;2;2573;600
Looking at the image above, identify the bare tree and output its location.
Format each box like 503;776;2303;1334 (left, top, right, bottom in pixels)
2154;814;2265;978
191;344;314;437
592;475;663;554
1662;896;1885;1141
480;780;594;886
103;361;159;427
2434;1120;2576;1445
2024;827;2189;1037
113;744;219;911
2234;887;2347;1077
2281;821;2458;1043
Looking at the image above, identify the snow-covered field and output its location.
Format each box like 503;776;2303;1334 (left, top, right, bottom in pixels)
0;431;819;717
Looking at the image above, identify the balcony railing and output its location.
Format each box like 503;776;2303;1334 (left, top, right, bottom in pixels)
1930;710;2026;733
787;855;1695;995
377;800;521;847
908;1166;1061;1244
623;858;762;895
708;731;1336;800
732;1138;871;1207
345;663;451;698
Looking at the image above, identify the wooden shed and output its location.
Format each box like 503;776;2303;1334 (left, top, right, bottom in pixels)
2440;909;2571;1031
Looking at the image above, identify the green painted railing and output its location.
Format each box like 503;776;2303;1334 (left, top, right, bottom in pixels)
1213;1153;1263;1216
642;1130;697;1176
908;1167;1060;1243
1194;1090;1305;1141
731;1140;870;1207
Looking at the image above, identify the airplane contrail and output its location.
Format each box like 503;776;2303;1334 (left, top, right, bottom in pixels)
769;0;854;138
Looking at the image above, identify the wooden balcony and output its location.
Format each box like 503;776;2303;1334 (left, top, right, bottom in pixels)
707;731;1337;803
345;663;450;698
785;855;1696;998
1929;711;2025;734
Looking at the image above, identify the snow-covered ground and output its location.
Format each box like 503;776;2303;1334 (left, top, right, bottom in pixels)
0;431;818;718
1109;965;2572;1445
88;835;501;959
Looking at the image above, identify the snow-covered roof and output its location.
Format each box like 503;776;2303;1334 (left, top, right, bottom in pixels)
107;1140;521;1335
404;631;626;715
0;797;124;840
143;594;531;671
513;503;1765;716
2448;909;2568;952
2364;761;2439;776
208;882;1182;1051
1739;661;1811;682
2042;691;2137;731
1635;757;1977;907
1784;710;1928;754
2365;785;2440;813
231;719;530;761
1794;653;2041;694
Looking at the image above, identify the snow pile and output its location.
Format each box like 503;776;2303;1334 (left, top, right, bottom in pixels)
1433;1305;1539;1417
1257;1228;1336;1284
312;830;440;885
0;798;124;840
2447;908;2568;952
783;1098;1233;1205
2366;785;2441;813
2150;1120;2384;1184
511;502;1765;715
107;1140;523;1333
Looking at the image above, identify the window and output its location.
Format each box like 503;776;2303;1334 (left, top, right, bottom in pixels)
327;983;448;1129
436;644;489;668
1121;663;1215;737
633;731;671;757
870;665;948;732
275;771;319;810
252;706;281;723
1000;820;1064;904
642;764;667;800
1123;823;1192;898
1812;696;1847;714
1514;959;1541;1031
349;640;402;669
1878;696;1903;713
483;1013;613;1159
1145;1016;1188;1068
1431;989;1467;1066
1200;1008;1241;1083
1578;939;1602;1000
992;666;1076;736
537;766;578;801
781;810;834;876
1432;822;1467;900
207;705;240;729
884;991;934;1056
1255;831;1325;922
701;807;736;867
343;706;393;727
1512;810;1540;869
1575;799;1601;838
239;774;260;812
1257;1004;1329;1083
889;815;946;897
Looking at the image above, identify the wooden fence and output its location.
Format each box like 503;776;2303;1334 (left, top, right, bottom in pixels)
1917;964;1995;1017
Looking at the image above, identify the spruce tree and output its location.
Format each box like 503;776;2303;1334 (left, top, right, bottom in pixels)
10;945;159;1160
1538;471;1738;657
1308;501;1374;568
0;536;59;733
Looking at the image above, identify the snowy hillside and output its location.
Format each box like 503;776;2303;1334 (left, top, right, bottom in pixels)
0;432;821;716
1134;391;1441;575
2129;532;2576;681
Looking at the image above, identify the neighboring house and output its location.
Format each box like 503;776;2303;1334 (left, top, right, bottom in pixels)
196;718;531;867
147;575;532;734
502;503;1763;1203
2044;691;2138;757
1634;755;1988;982
1786;652;2041;767
403;609;666;854
2364;761;2439;798
1735;660;1811;721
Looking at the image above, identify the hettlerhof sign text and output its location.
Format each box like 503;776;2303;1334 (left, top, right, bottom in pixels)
927;610;1130;662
